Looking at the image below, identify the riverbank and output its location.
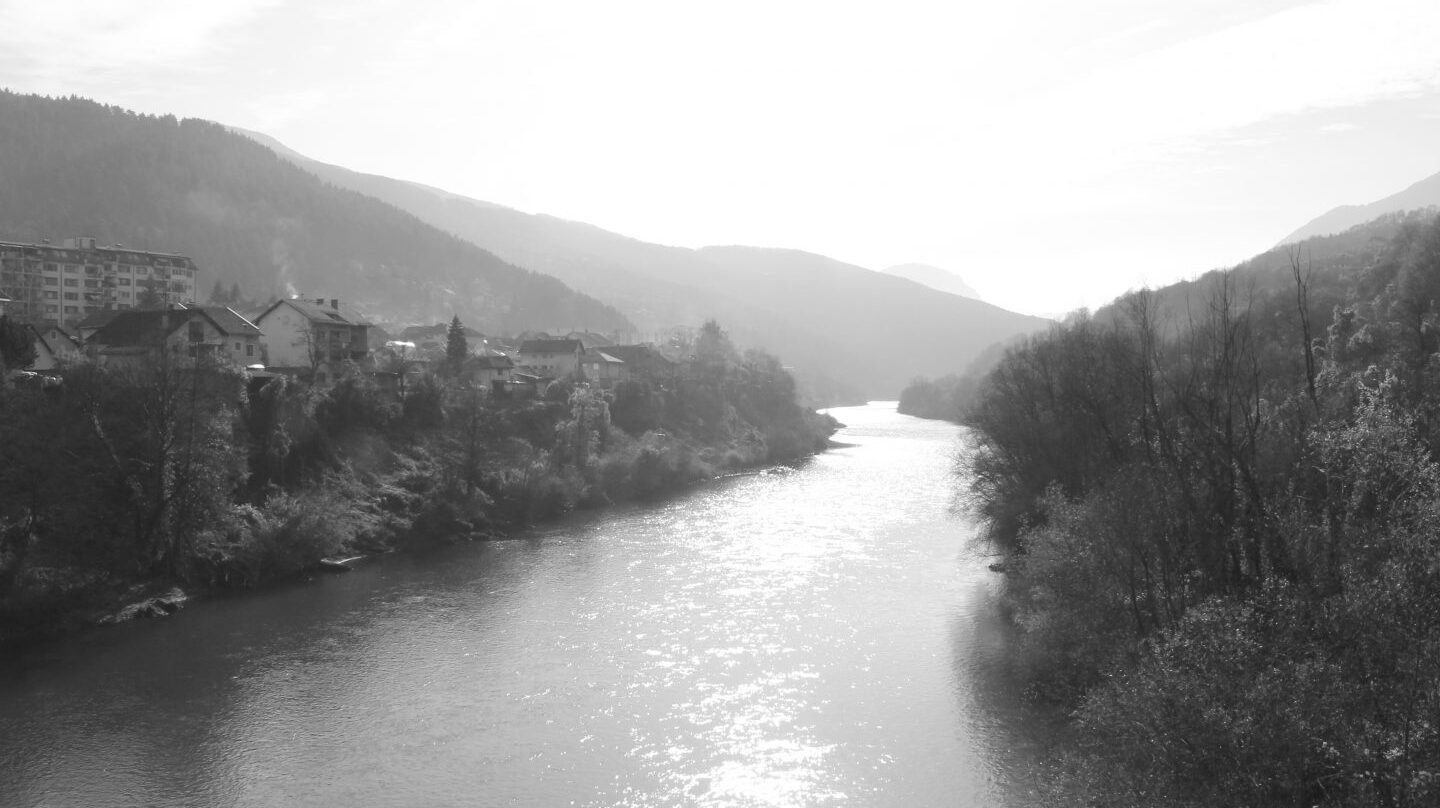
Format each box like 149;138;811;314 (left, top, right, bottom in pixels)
957;212;1440;806
0;403;1041;808
1;350;837;649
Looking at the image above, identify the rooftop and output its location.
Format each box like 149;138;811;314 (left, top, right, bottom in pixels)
519;338;584;354
258;297;372;327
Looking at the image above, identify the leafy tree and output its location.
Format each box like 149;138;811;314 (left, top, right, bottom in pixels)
611;380;665;435
695;319;736;363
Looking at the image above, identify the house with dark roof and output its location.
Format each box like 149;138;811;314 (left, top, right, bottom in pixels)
86;306;262;368
252;297;371;371
603;344;678;382
75;309;123;343
580;350;626;386
565;331;614;348
461;353;516;393
517;338;585;379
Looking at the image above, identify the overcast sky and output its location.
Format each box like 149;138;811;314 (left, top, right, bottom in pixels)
3;0;1440;316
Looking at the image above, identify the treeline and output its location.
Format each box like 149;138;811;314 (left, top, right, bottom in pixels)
897;373;976;421
897;336;1015;421
902;212;1431;425
964;213;1440;806
0;326;835;645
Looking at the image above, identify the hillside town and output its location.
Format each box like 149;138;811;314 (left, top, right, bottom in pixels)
1;236;709;394
0;233;838;651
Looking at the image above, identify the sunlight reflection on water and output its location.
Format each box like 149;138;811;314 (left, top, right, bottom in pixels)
0;403;1039;808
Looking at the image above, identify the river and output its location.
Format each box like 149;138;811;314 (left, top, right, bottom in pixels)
0;403;1041;807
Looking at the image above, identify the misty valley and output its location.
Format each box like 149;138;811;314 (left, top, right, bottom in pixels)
5;32;1440;805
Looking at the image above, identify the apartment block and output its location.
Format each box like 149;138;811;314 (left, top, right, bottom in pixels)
0;237;199;327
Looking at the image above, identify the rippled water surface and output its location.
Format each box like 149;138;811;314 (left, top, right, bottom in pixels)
0;403;1039;807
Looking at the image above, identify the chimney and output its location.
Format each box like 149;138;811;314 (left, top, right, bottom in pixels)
330;299;339;310
314;297;325;307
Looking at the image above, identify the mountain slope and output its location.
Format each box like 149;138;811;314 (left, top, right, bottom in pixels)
881;263;981;300
0;91;630;334
237;132;1051;397
695;246;1051;394
1278;169;1440;245
1101;209;1439;334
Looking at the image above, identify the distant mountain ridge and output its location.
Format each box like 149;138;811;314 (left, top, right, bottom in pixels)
0;91;629;335
235;131;1051;398
1279;169;1440;245
881;263;981;300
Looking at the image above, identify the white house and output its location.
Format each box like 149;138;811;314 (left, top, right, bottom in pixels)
28;325;83;370
253;297;371;371
517;338;585;379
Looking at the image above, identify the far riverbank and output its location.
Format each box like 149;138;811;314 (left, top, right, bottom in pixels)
1;352;836;649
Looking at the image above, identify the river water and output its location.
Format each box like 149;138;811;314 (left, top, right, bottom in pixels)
0;403;1041;807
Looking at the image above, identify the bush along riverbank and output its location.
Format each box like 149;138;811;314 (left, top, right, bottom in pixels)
962;212;1440;806
0;334;836;647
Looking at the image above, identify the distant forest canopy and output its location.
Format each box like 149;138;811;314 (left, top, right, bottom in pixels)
961;208;1440;805
0;90;631;335
899;209;1439;422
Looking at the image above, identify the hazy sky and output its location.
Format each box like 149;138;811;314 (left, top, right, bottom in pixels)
4;0;1440;316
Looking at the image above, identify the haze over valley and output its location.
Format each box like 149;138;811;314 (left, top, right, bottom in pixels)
6;4;1440;807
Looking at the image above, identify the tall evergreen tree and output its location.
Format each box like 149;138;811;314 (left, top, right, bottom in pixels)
445;315;468;376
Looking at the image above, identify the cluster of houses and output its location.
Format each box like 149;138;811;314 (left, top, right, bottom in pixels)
2;238;695;394
18;297;363;376
11;294;681;397
407;335;681;396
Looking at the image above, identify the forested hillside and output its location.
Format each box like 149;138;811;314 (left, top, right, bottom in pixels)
237;130;1051;399
900;211;1430;422
0;91;630;334
963;210;1440;806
